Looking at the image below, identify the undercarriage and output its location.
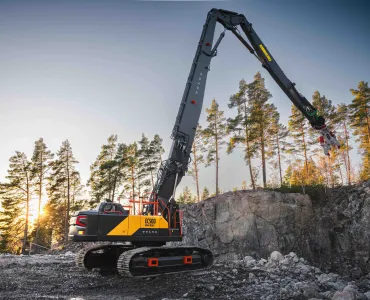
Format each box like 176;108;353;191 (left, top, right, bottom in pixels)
75;244;214;278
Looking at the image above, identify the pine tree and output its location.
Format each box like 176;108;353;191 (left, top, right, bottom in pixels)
283;165;293;186
289;159;324;187
310;91;341;187
30;138;54;244
138;134;162;191
203;99;227;196
227;79;257;190
267;111;289;187
177;186;196;204
47;140;80;245
150;134;165;166
126;143;139;214
288;105;310;178
334;104;352;184
188;125;205;201
246;72;276;188
88;135;125;205
4;152;32;254
311;91;336;126
0;185;25;253
328;150;341;187
110;143;129;201
201;187;210;200
349;81;370;180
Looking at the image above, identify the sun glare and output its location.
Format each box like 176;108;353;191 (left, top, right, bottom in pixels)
28;195;48;224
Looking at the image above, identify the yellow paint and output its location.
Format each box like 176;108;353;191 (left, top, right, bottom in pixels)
159;217;169;229
107;215;168;236
259;44;272;62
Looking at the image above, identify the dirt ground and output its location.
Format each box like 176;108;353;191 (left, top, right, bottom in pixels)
1;252;369;300
0;253;250;300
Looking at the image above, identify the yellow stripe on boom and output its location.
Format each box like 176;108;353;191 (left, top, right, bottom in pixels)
259;44;272;62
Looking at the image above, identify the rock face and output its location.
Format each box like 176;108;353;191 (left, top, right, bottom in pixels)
179;182;370;277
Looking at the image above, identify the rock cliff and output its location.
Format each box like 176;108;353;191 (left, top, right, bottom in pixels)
179;182;370;277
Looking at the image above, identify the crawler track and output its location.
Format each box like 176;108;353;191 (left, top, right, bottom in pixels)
75;244;133;272
117;246;214;278
76;244;214;278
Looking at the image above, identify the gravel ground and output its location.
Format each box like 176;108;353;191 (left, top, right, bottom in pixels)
0;251;369;300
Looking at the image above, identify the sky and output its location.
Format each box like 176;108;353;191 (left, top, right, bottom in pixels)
0;0;369;200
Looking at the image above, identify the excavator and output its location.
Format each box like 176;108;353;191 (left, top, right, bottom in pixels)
69;8;340;278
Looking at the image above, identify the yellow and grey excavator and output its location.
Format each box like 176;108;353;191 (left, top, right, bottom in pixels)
69;8;340;278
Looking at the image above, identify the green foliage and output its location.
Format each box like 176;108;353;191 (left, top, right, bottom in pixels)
189;124;206;201
138;134;163;191
228;73;278;188
201;187;210;200
246;73;276;187
349;81;370;180
88;135;122;204
288;105;311;178
0;152;32;254
177;186;196;204
333;104;352;184
227;78;257;189
266;109;289;186
311;91;336;126
283;159;325;187
46;140;81;246
30;138;54;244
203;99;227;166
0;187;25;253
203;99;227;195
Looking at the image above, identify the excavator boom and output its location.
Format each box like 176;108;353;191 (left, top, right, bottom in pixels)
150;8;340;214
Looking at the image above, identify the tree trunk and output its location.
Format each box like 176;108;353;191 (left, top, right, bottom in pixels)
277;134;283;186
338;161;344;185
260;125;266;188
365;106;370;145
215;112;219;196
35;152;43;244
65;150;71;246
131;166;135;215
112;174;117;202
244;102;255;190
22;181;30;254
343;121;351;185
328;156;334;188
301;126;309;177
147;155;155;188
192;142;200;201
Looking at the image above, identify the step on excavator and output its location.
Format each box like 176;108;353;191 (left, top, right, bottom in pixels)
69;8;340;278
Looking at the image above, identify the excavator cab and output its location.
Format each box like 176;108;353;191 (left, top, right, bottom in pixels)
100;201;128;215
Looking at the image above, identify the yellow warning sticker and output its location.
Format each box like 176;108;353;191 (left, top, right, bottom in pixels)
259;44;272;62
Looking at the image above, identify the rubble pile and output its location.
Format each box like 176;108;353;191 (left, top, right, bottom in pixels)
0;251;369;299
216;251;370;300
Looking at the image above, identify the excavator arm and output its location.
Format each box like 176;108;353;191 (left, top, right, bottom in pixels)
148;8;340;215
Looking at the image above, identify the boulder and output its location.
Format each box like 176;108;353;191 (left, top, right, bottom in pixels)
331;291;356;300
270;251;284;262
